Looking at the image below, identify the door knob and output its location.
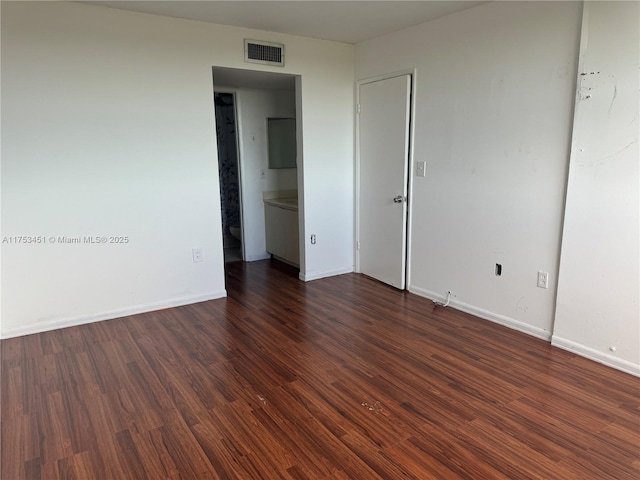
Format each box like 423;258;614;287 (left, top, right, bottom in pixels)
393;195;405;203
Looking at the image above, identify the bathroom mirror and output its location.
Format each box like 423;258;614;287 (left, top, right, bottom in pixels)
267;118;297;169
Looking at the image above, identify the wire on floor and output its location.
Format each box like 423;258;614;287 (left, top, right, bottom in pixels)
433;291;451;308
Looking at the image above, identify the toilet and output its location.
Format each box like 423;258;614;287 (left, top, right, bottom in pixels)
229;225;241;241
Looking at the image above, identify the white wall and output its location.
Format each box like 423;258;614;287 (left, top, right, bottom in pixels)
356;1;582;339
553;1;639;376
1;1;354;337
233;88;297;261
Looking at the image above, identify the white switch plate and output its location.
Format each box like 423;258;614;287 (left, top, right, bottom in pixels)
416;161;426;177
537;271;549;289
192;247;204;263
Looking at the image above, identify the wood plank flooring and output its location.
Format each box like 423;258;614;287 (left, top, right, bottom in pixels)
2;259;639;479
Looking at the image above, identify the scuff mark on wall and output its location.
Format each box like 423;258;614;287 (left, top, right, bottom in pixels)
597;139;638;163
578;71;602;101
516;296;529;314
575;139;639;167
608;84;618;114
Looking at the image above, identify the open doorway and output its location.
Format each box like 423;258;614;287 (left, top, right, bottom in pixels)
214;92;243;263
212;67;302;272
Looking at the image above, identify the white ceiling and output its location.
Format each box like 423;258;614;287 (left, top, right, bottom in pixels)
83;1;486;44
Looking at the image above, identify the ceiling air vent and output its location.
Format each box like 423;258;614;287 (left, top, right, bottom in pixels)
244;39;285;67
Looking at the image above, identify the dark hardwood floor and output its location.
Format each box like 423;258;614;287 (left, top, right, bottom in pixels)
2;259;639;479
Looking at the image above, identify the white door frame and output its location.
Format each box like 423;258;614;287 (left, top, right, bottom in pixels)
354;68;417;288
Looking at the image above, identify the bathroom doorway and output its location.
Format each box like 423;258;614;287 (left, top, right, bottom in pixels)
214;91;244;263
213;66;301;272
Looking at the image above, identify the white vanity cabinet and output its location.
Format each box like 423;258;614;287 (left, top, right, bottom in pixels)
264;198;299;266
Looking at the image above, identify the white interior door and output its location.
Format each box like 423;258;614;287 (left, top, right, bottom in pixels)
358;74;411;289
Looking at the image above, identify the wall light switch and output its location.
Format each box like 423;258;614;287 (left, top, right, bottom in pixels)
416;161;426;177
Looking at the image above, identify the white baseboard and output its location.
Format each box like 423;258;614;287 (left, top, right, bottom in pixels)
0;291;227;339
408;285;552;341
245;253;271;262
551;335;640;377
271;255;300;268
300;266;354;282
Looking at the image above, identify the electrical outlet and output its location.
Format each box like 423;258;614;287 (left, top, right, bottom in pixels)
311;234;316;245
537;271;549;289
192;247;204;263
416;161;426;177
